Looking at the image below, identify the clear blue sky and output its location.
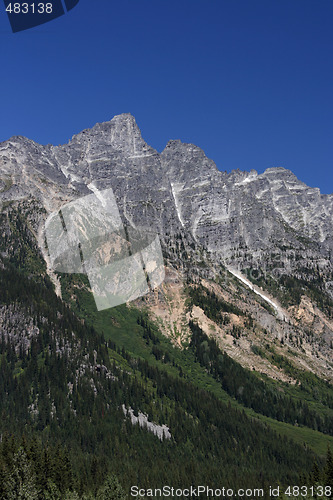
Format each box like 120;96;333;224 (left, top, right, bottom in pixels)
0;0;332;193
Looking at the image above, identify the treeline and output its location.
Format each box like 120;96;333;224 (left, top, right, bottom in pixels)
0;205;47;280
279;273;333;318
188;284;245;322
137;315;175;365
0;201;331;497
0;435;126;499
189;320;333;434
0;261;320;495
244;263;333;318
305;447;333;490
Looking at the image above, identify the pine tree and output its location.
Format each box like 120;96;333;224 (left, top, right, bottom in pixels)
43;480;62;500
64;491;81;500
96;474;127;500
4;447;38;500
324;446;333;490
310;461;321;484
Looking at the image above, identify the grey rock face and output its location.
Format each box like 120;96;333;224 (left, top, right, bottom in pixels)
1;113;332;282
122;405;171;441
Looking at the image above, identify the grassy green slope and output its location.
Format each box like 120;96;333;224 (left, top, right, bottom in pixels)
60;273;333;457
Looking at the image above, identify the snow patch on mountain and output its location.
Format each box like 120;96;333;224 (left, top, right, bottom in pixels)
227;267;288;322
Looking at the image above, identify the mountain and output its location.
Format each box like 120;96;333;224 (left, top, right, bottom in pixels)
1;113;332;376
2;113;333;261
0;114;332;497
3;113;333;271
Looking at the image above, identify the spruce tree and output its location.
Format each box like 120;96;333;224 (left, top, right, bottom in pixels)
4;447;38;500
324;447;333;490
96;474;127;500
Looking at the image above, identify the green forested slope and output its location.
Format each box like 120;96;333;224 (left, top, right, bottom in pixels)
0;261;327;498
0;203;332;498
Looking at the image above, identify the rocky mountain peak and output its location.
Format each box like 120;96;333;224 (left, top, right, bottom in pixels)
1;114;333;258
68;113;153;157
262;166;303;183
161;139;220;181
0;114;332;383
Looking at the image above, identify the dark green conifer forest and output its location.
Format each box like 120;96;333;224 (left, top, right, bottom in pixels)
0;205;332;498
